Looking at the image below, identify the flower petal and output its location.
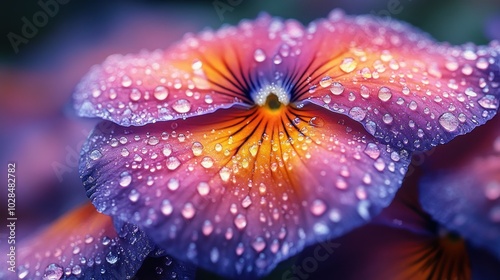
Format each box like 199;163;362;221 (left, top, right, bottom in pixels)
73;13;309;126
299;11;500;151
80;104;409;277
132;253;196;280
420;127;500;260
17;202;155;279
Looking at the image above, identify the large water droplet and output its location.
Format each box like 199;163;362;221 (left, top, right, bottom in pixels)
438;112;459;132
154;86;169;100
339;57;357;73
121;75;132;87
191;142;204;156
172;99;191;113
89;150;102;160
478;95;498;109
378;87;392;102
319;76;333;88
167;178;179;191
241;195;252;208
348;107;366;121
161;199;173;216
128;190;140;202
162;144;172;157
308;116;325;127
43;263;63;280
252;237;266;253
197;182;210;196
254;49;266;62
202;220;214;236
147;136;159;146
119;172;132;187
310;199;327;216
219;167;231;182
166;157;181;170
330;82;344;95
182;202;196;219
201;156;214;168
234;214;247;230
129;89;141;101
364;143;380;159
106;252;118;264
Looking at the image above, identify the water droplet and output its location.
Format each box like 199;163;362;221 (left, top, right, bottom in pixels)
234;214;247;230
201;156;214;169
339;57;357;73
192;59;203;70
478;95;498;109
330;82;344;95
219;167;231;182
129;89;141;101
172;99;191;113
364;143;380;159
485;181;500;200
106;252;118;264
308;116;325;127
191;142;204;156
72;265;82;276
204;95;213;104
329;209;341;222
382;113;394;124
310;199;327;216
236;243;245;256
18;265;29;279
373;158;385;171
197;182;210;196
438;112;459;132
147;136;159;146
44;263;63;280
462;49;478;60
378;87;392;102
241;195;252;208
254;49;266;62
202;220;213;236
210;248;219;263
409;101;418;110
349;107;366;121
313;222;329;235
128;190;140;202
162;144;172;157
121;75;132;87
166;178;179;191
119;172;132;187
182;202;196;219
252;237;266;252
161;199;173;216
360;85;370;98
154;86;169;100
249;144;258;157
166;157;181;170
89;149;102;160
319;76;333;88
259;183;267;194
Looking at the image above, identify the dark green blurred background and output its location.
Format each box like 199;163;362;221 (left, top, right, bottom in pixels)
1;0;499;63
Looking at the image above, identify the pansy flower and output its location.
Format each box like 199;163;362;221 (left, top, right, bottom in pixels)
16;201;195;279
294;167;500;280
74;10;500;277
419;103;500;263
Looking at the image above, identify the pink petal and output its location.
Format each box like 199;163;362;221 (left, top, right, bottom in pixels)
17;203;154;279
80;104;409;277
297;11;500;151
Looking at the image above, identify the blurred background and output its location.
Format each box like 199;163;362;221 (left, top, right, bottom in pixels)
0;0;499;277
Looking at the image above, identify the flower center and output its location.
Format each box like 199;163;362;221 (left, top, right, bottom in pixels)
254;84;290;110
